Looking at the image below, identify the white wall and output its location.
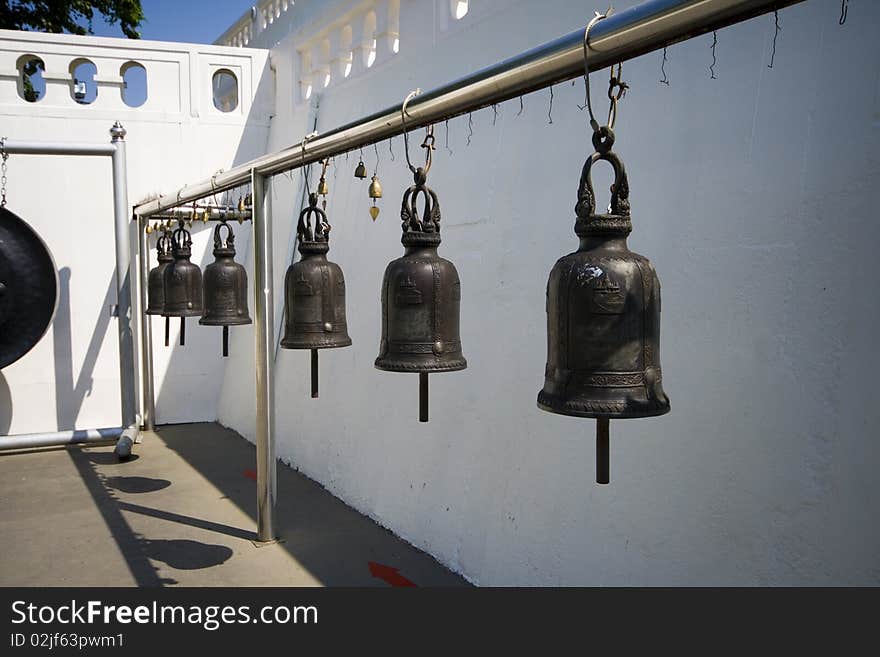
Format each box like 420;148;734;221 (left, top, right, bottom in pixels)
0;29;272;432
218;0;880;585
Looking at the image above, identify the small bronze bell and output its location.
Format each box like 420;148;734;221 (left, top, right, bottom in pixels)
368;175;383;199
281;192;351;398
317;176;329;197
163;225;203;346
354;160;367;179
538;128;669;484
200;221;252;357
375;166;466;422
146;231;173;346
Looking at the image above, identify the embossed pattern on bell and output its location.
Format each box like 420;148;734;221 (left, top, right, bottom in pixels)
538;139;669;419
375;167;466;373
280;194;351;350
200;222;252;326
163;225;203;317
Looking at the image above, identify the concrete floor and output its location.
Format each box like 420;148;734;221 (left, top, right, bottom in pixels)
0;423;468;586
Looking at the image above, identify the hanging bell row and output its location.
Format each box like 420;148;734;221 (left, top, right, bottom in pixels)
145;220;251;356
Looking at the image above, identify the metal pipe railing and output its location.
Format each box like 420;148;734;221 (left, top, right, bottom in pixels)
133;0;804;218
131;0;806;543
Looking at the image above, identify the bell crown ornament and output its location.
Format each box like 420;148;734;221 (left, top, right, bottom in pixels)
163;224;203;317
280;191;351;351
538;126;669;420
145;232;172;316
200;221;251;327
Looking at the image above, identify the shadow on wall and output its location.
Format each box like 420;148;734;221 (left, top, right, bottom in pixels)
0;373;11;433
152;59;273;423
53;267;117;431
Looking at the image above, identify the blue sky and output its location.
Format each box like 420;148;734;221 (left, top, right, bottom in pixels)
89;0;251;43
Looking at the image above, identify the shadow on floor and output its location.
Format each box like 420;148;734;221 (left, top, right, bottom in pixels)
152;423;467;586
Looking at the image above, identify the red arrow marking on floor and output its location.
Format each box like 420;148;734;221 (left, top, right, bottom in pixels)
368;562;417;587
243;469;257;481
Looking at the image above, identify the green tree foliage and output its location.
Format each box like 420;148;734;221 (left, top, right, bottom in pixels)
0;1;144;39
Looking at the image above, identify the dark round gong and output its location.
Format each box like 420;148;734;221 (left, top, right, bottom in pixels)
0;206;58;369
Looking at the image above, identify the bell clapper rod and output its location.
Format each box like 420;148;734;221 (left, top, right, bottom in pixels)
597;418;610;485
311;349;318;398
134;0;804;218
164;316;170;347
223;325;229;358
420;373;429;423
179;317;185;346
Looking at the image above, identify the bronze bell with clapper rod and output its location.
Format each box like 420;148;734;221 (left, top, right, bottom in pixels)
375;122;466;422
200;220;251;357
146;229;174;346
163;224;203;346
280;191;351;398
538;125;669;484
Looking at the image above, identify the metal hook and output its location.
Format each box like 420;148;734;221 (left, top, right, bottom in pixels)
582;7;613;133
768;10;781;69
548;86;554;125
516;96;524;117
467;112;474;146
839;0;848;25
373;141;380;176
660;46;670;85
709;31;718;79
445;118;453;156
401;88;423;173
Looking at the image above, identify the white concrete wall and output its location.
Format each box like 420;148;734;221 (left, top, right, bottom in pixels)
218;0;880;585
0;29;272;433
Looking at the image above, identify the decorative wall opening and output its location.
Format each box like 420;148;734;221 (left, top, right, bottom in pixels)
363;11;377;68
69;58;97;104
341;25;353;78
452;0;469;20
120;61;148;107
212;69;239;112
16;55;45;103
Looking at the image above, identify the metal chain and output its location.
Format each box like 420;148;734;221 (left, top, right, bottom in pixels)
1;136;8;207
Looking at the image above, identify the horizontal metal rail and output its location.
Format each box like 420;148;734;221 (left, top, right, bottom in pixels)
134;0;803;218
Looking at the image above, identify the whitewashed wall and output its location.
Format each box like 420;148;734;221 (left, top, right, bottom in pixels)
0;29;271;433
218;0;880;585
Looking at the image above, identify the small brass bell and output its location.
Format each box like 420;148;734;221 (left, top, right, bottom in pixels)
281;192;351;398
317;176;329;197
375;166;466;422
163;225;203;346
354;160;367;179
368;174;383;199
146;232;173;346
145;223;153;234
200;222;252;357
538;127;669;484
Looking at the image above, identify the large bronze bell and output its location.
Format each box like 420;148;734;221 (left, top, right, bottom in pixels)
200;221;251;357
538;128;669;484
145;231;173;346
281;192;351;397
163;225;203;346
375;166;466;422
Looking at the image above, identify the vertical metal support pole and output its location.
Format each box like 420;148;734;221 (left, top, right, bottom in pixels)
137;215;156;432
252;169;276;542
110;123;137;433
